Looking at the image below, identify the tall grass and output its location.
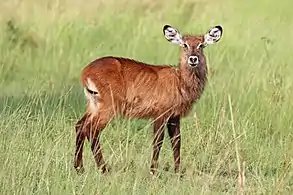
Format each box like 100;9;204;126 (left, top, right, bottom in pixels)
1;0;293;194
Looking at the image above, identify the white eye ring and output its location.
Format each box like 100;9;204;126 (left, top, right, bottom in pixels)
197;43;204;49
182;43;190;49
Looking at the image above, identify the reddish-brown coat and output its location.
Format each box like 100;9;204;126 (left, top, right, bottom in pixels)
81;55;206;119
74;24;223;175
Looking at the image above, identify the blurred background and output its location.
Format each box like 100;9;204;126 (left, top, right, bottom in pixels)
1;0;293;194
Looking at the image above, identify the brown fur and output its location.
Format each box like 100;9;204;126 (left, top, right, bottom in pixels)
74;31;215;175
81;53;206;118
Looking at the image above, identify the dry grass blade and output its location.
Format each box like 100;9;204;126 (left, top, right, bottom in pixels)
228;94;245;195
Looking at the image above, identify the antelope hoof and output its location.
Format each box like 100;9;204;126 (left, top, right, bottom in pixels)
100;165;110;174
149;167;158;177
75;166;85;174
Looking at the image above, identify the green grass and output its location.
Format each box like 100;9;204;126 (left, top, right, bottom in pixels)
1;0;293;194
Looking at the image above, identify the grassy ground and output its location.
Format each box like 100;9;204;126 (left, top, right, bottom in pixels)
1;0;293;194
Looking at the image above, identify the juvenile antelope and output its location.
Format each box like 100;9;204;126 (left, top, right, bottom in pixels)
74;24;223;175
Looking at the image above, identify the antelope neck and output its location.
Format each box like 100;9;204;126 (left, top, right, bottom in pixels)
178;61;208;101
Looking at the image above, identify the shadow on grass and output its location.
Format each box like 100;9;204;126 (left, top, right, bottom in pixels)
0;86;84;122
0;85;150;132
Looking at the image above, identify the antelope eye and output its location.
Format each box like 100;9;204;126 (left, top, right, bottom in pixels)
197;43;204;49
183;43;189;49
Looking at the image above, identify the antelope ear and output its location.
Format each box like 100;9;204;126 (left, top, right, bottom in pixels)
163;25;185;46
204;25;223;46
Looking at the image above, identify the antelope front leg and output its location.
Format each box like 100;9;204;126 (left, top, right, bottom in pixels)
150;117;166;175
167;116;181;173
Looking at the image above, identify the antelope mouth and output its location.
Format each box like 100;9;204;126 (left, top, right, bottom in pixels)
188;62;199;67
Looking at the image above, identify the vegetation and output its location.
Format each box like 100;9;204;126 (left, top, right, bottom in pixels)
1;0;293;194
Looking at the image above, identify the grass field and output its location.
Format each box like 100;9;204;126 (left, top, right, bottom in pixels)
1;0;293;194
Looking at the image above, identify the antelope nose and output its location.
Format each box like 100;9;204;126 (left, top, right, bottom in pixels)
188;56;199;65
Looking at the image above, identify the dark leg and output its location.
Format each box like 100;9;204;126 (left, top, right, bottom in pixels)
74;114;88;173
88;115;110;174
167;116;181;173
90;131;108;173
150;117;166;175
